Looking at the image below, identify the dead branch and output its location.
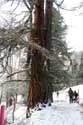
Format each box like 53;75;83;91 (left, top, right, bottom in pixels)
7;67;30;78
0;79;30;87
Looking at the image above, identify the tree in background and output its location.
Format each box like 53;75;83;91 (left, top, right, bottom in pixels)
77;52;83;84
46;7;71;91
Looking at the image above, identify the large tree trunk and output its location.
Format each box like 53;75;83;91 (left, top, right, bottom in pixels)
26;0;53;117
26;0;45;117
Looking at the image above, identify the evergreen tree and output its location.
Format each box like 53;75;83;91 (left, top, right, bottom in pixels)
44;7;71;91
77;52;83;83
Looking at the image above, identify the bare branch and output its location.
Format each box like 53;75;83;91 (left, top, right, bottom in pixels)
0;79;30;86
11;0;21;12
23;0;30;10
55;0;64;7
7;67;30;78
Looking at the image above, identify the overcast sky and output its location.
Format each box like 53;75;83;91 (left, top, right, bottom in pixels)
0;0;83;52
60;0;83;52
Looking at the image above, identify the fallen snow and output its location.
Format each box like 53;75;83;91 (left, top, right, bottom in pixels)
27;102;83;125
53;84;83;103
5;84;83;125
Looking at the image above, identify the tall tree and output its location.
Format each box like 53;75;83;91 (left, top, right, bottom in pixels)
26;0;45;117
44;6;71;91
77;52;83;84
26;0;54;115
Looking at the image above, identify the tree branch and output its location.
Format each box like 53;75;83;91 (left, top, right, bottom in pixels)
7;68;30;78
23;0;30;10
0;79;30;86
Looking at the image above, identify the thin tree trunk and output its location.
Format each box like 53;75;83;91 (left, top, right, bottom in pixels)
0;85;3;104
12;97;16;122
6;92;9;108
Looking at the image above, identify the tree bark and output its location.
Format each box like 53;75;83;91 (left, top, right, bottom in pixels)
26;0;53;116
26;0;45;117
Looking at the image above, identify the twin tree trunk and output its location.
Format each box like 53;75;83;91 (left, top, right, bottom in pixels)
27;0;53;114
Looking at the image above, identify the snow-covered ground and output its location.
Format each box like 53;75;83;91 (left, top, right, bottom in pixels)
5;84;83;125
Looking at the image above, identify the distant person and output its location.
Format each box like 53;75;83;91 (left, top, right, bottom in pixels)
73;90;78;103
68;88;73;103
57;91;59;97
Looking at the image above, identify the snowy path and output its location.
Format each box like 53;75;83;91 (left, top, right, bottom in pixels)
5;85;83;125
6;102;83;125
24;102;83;125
